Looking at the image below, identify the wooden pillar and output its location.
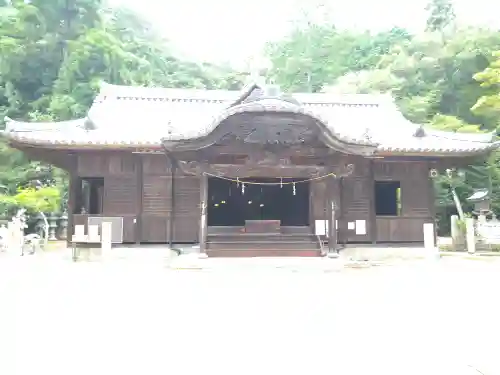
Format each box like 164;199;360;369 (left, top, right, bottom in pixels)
308;180;314;227
369;159;377;244
66;153;78;247
327;175;337;253
169;160;176;247
338;177;344;245
199;173;208;253
428;162;437;243
135;154;143;244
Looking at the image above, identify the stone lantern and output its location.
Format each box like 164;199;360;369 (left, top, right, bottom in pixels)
48;213;58;241
466;188;492;221
58;211;68;240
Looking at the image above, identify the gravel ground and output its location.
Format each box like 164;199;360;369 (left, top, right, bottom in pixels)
1;253;499;375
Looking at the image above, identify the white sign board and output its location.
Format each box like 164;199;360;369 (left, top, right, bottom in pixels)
101;221;112;253
476;220;500;244
355;220;366;235
348;222;355;230
423;223;435;250
315;220;328;236
88;225;100;242
88;216;124;243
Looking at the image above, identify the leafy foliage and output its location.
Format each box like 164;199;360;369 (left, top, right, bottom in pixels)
0;0;245;219
0;187;60;213
472;51;500;124
265;0;500;233
0;186;60;217
425;0;456;32
265;26;412;93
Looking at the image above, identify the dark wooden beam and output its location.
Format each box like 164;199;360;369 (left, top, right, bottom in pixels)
327;175;337;253
338;177;345;245
176;143;337;158
169;158;176;247
199;173;208;254
178;162;328;178
66;153;78;247
135;154;143;244
368;159;377;244
13;144;72;170
176;160;354;179
428;160;437;243
376;152;493;161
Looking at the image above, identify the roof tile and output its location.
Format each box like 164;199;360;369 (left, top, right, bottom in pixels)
2;83;497;155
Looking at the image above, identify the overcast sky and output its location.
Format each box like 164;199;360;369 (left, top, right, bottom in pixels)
109;0;500;67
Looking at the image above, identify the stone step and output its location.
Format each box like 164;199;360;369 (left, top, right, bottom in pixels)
206;249;322;257
208;234;317;242
207;240;319;250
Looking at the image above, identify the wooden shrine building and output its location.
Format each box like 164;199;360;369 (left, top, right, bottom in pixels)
2;82;499;256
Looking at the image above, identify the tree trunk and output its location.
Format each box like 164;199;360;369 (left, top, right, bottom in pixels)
451;187;465;221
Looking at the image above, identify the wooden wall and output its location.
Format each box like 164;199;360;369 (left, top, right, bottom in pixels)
373;161;433;242
337;158;434;243
339;157;373;242
75;151;200;244
141;153;171;242
72;150;434;244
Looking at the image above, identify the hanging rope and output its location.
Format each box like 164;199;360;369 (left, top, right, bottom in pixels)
203;171;337;185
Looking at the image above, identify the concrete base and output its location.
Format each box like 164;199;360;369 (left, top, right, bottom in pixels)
339;246;428;262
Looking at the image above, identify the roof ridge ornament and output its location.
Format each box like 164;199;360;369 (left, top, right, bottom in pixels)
413;125;426;137
362;128;372;142
82;118;95;131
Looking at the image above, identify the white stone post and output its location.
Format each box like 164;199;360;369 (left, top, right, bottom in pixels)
423;223;439;259
466;218;476;254
101;222;112;258
71;225;87;261
88;224;100;259
8;221;22;255
18;224;24;254
450;215;460;248
6;222;15;254
73;225;85;240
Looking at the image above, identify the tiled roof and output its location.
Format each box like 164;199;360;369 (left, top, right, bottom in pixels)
2;82;499;155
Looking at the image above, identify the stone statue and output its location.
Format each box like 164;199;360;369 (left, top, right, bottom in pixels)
0;224;8;252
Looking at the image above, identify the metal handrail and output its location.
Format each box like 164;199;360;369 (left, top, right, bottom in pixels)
316;234;325;255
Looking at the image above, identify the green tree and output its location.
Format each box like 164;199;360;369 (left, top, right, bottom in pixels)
265;24;412;92
472;50;500;128
0;186;61;245
0;0;245;224
327;28;500;128
425;0;456;33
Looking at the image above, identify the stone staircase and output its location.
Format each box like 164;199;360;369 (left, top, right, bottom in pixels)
206;226;322;257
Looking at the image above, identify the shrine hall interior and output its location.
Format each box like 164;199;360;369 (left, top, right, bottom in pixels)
207;177;309;227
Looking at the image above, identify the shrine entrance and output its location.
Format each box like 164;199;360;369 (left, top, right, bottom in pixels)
207;177;310;227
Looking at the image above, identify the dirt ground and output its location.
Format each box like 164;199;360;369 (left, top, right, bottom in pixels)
1;252;499;375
